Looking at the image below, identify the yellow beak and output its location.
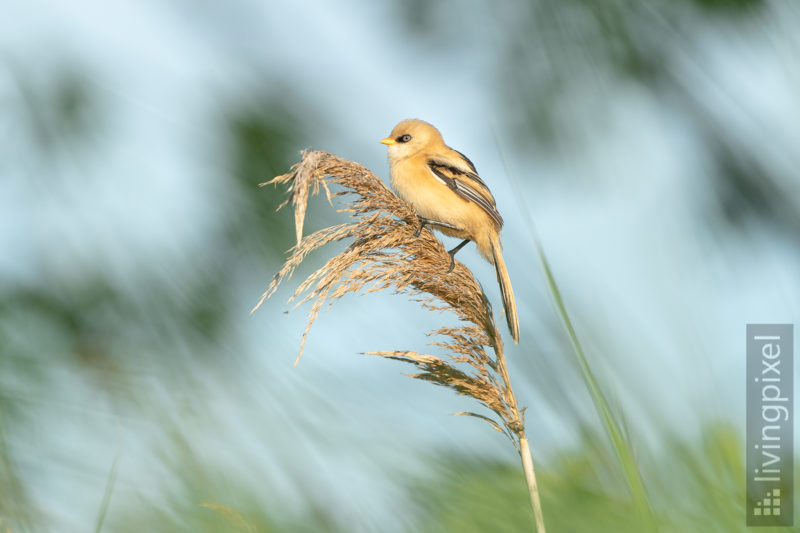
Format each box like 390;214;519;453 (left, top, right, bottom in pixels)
380;137;396;145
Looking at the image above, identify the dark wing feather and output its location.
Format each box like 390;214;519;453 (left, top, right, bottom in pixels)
427;159;504;228
454;149;478;173
432;154;489;189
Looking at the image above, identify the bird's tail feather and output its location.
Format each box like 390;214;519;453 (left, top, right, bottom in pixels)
488;232;520;343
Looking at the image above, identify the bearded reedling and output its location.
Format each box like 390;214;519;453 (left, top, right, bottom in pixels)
381;119;520;343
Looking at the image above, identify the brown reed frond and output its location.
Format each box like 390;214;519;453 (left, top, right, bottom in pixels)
254;150;545;531
253;150;521;435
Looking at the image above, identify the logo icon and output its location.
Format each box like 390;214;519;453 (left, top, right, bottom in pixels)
752;488;781;517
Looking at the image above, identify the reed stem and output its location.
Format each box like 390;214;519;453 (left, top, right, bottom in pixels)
519;435;546;533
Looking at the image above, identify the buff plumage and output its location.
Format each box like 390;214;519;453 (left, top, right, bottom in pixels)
381;119;520;343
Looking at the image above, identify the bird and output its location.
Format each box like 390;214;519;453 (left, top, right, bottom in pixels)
381;119;519;343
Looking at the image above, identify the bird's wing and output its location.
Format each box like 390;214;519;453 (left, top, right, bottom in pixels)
427;156;504;228
453;149;478;173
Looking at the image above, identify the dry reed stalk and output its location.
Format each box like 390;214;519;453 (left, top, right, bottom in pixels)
253;150;545;532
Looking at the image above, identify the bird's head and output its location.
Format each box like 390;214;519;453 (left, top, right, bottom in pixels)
381;119;444;163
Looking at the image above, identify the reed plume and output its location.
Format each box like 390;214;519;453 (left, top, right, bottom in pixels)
253;150;546;532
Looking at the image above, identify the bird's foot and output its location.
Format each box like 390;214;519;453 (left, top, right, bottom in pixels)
413;218;426;237
446;239;470;273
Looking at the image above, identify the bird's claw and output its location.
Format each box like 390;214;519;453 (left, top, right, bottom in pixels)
445;239;470;273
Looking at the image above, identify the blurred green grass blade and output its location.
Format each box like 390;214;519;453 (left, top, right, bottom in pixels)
94;453;120;533
199;503;257;533
493;132;655;528
536;245;654;527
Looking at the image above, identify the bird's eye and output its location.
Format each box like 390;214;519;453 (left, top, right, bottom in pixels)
397;134;412;143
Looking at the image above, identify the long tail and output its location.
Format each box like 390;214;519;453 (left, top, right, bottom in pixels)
488;231;520;343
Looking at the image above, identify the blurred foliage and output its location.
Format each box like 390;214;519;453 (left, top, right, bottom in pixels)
1;65;316;531
410;423;795;533
689;0;763;12
0;427;37;533
707;137;800;237
226;108;291;221
221;90;319;259
107;431;342;533
396;0;798;245
8;64;101;156
484;0;763;144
